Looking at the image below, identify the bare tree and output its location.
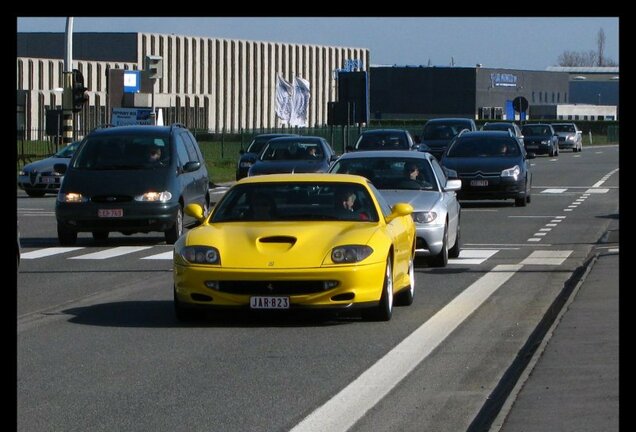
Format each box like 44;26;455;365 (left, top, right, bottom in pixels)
597;28;606;66
556;27;617;67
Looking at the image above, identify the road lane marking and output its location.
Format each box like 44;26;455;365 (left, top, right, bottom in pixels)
584;188;609;194
69;246;152;259
541;188;567;194
141;251;173;260
448;249;498;265
521;250;572;266
290;264;523;432
21;247;85;259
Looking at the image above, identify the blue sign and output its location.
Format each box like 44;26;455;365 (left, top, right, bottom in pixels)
123;71;141;93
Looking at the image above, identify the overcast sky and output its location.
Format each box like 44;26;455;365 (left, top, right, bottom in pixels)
17;17;619;71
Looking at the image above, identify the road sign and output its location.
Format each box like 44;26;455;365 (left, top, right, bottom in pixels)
513;96;529;113
123;71;141;93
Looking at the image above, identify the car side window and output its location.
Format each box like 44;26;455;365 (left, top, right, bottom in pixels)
174;134;191;167
181;132;201;163
430;158;447;189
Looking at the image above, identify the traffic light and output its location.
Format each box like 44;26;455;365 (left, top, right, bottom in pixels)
145;55;163;80
72;69;88;113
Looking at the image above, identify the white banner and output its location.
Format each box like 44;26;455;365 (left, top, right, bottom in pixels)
275;74;293;125
290;77;310;127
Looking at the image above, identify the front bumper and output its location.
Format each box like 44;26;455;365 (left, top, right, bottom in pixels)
414;223;446;256
524;142;552;155
173;260;387;310
456;176;526;200
56;200;180;234
17;174;63;193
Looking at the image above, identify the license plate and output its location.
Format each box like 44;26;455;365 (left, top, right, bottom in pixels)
470;180;488;187
250;296;290;309
526;145;538;149
98;209;123;218
41;176;56;184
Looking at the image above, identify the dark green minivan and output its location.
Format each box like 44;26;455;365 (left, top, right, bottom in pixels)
55;124;210;245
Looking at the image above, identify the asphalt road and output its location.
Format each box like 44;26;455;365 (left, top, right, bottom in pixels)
17;145;619;432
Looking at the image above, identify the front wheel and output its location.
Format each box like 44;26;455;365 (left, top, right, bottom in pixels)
449;220;461;258
58;223;77;246
362;257;393;321
165;205;183;244
429;225;449;267
395;255;415;307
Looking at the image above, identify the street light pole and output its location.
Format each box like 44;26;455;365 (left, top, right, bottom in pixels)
62;17;74;146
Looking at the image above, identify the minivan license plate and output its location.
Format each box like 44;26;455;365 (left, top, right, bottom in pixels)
98;209;123;218
470;180;488;187
250;296;290;309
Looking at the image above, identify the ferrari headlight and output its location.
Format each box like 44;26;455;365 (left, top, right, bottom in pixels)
331;245;373;263
134;191;173;202
501;165;520;180
412;211;437;224
180;246;220;264
57;192;87;203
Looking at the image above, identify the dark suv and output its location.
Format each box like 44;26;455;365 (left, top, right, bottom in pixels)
55;124;210;245
420;118;477;159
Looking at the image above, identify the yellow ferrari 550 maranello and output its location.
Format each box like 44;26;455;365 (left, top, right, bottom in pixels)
173;173;416;321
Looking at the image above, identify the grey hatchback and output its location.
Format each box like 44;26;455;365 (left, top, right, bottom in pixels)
55;124;210;245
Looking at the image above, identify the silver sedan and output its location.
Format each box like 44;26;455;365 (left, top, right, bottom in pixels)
329;150;461;267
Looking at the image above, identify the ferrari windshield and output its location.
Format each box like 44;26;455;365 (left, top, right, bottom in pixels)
211;182;379;222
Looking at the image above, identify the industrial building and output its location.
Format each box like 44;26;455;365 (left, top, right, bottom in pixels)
369;65;618;121
17;32;369;139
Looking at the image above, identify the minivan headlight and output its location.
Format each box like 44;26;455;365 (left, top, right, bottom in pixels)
58;192;87;203
134;191;173;202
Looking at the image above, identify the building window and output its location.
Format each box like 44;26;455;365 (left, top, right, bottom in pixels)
551;92;555;103
532;91;535;103
564;92;567;103
557;93;560;103
539;92;542;103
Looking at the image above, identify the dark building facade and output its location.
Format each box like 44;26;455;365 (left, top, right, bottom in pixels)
370;66;569;121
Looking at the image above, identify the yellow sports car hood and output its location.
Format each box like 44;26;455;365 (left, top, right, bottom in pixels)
185;221;384;268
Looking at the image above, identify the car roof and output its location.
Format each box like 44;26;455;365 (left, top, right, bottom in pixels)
458;130;516;138
338;150;430;160
89;125;174;136
359;129;408;134
425;118;474;123
237;173;369;185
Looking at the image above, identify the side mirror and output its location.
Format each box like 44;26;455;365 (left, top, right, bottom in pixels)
182;161;201;172
185;203;207;223
386;202;414;223
445;179;462;191
444;167;458;179
54;163;67;174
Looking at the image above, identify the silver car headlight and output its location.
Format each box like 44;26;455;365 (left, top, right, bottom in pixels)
501;165;521;180
412;211;438;224
331;245;373;263
180;246;221;264
134;191;173;202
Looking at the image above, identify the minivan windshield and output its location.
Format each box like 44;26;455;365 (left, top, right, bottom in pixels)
72;134;170;170
446;136;520;158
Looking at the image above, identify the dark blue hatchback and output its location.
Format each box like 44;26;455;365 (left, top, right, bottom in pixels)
55;124;210;245
440;131;534;207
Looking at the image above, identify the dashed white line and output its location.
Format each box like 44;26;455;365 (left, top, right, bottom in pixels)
21;247;85;259
69;246;152;260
